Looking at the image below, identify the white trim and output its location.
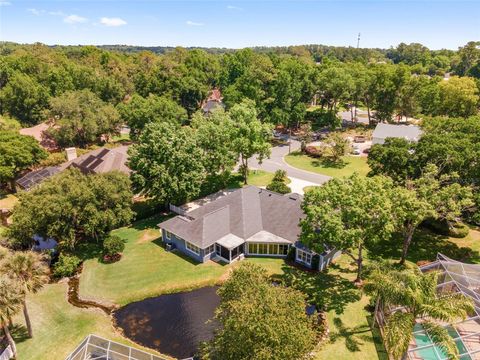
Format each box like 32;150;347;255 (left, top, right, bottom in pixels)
296;249;312;266
164;230;172;241
185;241;201;256
247;242;289;256
205;244;215;255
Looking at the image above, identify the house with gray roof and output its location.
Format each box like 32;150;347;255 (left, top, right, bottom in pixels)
158;186;340;270
372;123;422;145
16;146;130;190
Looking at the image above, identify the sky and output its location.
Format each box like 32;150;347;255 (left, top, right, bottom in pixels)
0;0;479;50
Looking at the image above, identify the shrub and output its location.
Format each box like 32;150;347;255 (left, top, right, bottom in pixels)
103;235;125;256
272;169;287;183
53;254;81;278
305;146;321;158
450;223;470;238
38;152;67;167
266;181;291;195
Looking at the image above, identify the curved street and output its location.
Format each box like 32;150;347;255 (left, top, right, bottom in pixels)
248;139;332;189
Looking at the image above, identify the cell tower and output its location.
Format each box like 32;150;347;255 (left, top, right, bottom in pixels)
357;33;361;49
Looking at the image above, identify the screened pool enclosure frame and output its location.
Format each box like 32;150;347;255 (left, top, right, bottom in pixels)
65;334;168;360
395;253;480;360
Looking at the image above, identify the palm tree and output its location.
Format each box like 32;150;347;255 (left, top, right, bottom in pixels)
0;276;23;357
365;265;474;360
3;251;49;338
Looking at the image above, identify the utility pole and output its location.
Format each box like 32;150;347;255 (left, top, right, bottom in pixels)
353;32;361;122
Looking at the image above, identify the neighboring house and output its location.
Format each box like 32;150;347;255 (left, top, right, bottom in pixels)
158;186;340;270
372;123;422;145
19;122;58;151
16;146;130;190
201;88;225;114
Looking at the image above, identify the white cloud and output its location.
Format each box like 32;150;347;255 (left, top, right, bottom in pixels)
227;5;243;10
100;17;127;27
64;14;88;24
0;1;11;6
186;20;204;26
49;10;65;16
27;8;44;15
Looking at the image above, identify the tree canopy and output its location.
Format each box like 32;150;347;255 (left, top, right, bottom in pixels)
7;169;133;249
0;131;48;190
202;262;317;360
301;174;396;282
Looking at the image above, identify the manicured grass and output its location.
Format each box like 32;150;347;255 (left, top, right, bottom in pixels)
311;255;388;360
285;152;370;178
79;215;287;306
14;282;164;360
0;193;18;209
227;169;289;189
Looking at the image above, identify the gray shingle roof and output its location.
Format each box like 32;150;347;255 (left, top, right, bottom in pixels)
159;186;304;248
372;123;422;141
62;146;130;175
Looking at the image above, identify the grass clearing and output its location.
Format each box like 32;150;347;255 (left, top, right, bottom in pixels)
79;215;287;306
227;169;289;189
0;193;18;209
13;282;164;360
285;152;370;178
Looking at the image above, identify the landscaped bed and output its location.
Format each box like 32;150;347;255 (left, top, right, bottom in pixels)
285;152;370;178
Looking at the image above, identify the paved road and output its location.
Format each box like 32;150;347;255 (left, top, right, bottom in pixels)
248;139;331;186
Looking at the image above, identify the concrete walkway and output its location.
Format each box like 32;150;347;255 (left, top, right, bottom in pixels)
248;139;331;186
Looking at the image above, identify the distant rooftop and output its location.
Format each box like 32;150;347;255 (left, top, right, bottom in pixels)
372;123;422;142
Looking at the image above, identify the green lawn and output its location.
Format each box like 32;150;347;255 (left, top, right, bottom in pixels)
13;211;480;360
0;193;18;209
227;169;289;189
285;152;370;178
79;215;286;306
14;282;166;360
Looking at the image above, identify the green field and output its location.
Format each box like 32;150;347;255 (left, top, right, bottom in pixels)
285;152;370;178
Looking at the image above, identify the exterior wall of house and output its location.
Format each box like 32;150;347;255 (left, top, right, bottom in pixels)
318;249;342;271
161;229;214;263
295;248;315;269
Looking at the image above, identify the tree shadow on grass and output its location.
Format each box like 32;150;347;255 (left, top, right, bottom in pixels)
10;324;29;344
280;264;361;315
368;228;480;265
329;317;372;353
312;158;347;169
366;314;389;360
131;214;172;231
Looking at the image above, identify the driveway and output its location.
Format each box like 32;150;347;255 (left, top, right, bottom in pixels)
248;139;331;186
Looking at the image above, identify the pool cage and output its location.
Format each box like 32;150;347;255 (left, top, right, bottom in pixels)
65;334;168;360
377;253;480;360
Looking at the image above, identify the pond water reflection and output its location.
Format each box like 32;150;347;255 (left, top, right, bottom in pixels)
113;286;220;359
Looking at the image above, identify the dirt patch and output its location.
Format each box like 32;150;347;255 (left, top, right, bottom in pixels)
137;229;161;244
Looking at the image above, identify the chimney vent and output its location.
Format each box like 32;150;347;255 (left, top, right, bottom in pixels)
66;147;77;161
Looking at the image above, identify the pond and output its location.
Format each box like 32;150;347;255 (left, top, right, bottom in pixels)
113;286;220;359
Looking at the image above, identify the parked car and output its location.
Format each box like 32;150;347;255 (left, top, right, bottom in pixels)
363;147;371;154
352;147;361;155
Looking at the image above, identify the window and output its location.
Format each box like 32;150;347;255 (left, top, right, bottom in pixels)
165;230;172;240
297;249;312;265
247;243;289;256
205;244;215;255
186;241;200;255
279;244;289;255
